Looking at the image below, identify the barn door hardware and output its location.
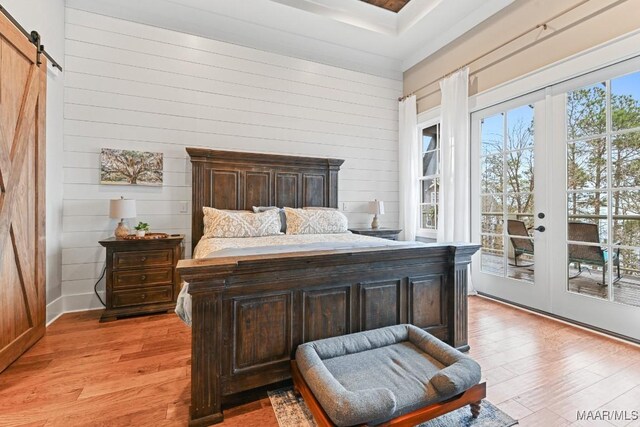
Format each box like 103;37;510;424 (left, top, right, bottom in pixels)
0;4;63;71
30;30;43;66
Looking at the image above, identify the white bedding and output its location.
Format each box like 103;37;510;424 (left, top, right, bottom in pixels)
176;233;411;326
192;232;404;259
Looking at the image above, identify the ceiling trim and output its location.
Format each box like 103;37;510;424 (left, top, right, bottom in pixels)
65;0;515;79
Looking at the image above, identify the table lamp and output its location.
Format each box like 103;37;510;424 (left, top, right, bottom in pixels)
368;199;385;229
109;197;137;238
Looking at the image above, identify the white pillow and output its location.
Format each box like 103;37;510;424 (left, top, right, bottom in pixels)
203;207;281;238
284;207;348;235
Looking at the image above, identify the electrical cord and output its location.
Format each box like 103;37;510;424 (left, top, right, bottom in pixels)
94;264;107;307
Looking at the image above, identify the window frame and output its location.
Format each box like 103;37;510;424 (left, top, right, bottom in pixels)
417;116;441;239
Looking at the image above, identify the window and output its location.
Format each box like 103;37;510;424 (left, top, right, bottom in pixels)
418;123;440;236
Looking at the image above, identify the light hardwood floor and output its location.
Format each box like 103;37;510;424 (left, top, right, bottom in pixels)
0;296;638;426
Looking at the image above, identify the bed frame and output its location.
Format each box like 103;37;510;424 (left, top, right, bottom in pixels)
177;148;480;427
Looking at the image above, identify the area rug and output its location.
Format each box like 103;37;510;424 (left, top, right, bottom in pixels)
268;387;518;427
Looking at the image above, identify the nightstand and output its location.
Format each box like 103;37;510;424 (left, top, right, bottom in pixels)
349;228;402;241
98;235;184;322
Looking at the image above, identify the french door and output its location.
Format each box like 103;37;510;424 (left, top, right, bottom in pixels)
471;59;640;341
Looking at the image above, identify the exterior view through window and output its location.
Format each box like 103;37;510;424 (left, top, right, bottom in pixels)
479;105;535;283
420;124;440;234
566;71;640;307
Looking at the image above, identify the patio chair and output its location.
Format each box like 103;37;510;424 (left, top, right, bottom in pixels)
568;222;621;286
507;219;534;267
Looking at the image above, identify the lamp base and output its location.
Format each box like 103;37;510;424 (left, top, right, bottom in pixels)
371;215;380;229
114;220;130;239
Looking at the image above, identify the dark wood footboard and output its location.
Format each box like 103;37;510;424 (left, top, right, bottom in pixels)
177;243;479;426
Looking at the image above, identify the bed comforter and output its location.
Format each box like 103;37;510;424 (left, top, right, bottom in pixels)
175;233;408;326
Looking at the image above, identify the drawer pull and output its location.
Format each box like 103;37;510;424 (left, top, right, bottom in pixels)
141;256;147;262
141;275;147;281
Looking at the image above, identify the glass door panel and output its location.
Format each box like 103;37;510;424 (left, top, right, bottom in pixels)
609;71;640;309
478;105;536;284
564;72;640;307
471;93;548;311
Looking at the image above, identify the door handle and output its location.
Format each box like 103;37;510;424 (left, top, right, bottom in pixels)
534;226;546;232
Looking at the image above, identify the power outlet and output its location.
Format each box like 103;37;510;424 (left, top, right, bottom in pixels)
179;201;189;213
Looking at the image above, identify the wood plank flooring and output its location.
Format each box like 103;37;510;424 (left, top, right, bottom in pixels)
0;297;638;426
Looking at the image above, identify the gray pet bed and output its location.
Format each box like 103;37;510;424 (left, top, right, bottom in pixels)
294;324;483;426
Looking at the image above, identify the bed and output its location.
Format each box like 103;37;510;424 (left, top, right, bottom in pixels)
176;148;480;427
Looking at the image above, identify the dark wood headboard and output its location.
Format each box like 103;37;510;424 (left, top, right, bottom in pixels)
187;148;345;251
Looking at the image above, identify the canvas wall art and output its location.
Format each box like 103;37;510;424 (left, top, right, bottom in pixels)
100;148;163;186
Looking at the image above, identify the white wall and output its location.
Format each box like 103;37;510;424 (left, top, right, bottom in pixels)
2;0;65;324
62;9;401;311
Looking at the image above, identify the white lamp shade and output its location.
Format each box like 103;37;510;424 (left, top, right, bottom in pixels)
109;198;137;219
368;200;385;215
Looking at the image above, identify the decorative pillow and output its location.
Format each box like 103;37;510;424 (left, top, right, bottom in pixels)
252;206;287;233
203;207;281;238
284;207;348;235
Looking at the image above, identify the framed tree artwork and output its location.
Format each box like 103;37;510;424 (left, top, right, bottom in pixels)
100;148;163;186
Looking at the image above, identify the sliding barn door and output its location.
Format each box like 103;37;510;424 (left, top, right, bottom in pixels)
0;14;47;373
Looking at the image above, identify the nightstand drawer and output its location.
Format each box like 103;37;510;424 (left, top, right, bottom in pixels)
112;286;173;308
113;268;173;289
113;249;173;269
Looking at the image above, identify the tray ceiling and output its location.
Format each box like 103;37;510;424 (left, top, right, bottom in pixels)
360;0;411;13
66;0;514;79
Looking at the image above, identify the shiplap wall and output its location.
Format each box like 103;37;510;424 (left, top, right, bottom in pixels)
62;8;401;310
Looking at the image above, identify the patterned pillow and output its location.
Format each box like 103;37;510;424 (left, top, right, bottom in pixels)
203;207;281;238
252;206;287;233
284;207;348;235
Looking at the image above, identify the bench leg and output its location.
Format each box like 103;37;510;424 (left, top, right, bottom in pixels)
470;401;481;418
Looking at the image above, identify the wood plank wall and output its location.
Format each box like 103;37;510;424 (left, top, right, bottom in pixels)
61;8;401;311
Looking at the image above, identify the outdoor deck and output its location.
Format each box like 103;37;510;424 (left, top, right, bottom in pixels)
480;253;640;307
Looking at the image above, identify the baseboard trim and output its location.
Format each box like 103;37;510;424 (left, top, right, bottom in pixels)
475;292;640;347
45;292;106;326
46;296;64;326
64;291;106;312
